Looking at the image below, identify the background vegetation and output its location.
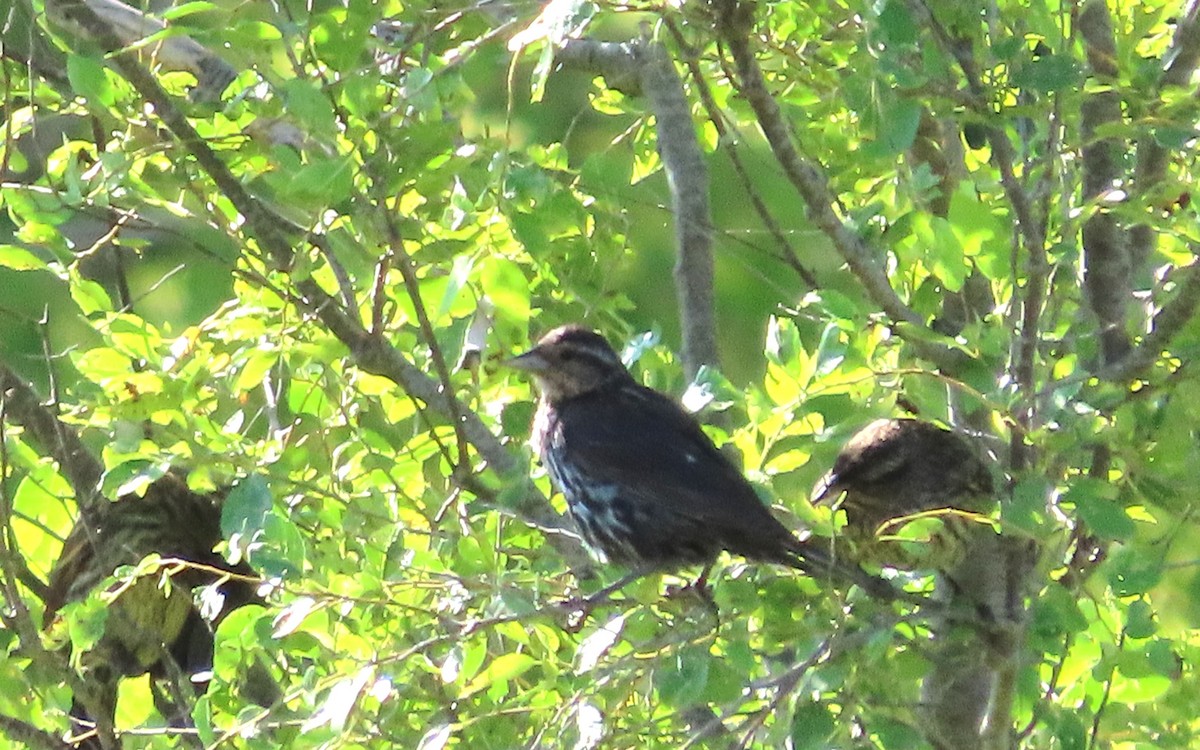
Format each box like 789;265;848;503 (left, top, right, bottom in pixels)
2;0;1200;747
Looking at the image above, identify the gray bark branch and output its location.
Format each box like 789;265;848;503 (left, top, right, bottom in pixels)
45;0;236;101
1079;0;1132;364
1103;257;1200;382
663;19;820;289
0;365;103;514
558;39;718;379
711;0;964;372
923;529;1035;750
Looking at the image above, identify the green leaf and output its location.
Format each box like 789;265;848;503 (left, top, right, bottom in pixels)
1152;126;1196;150
192;695;215;746
235;348;279;394
791;701;836;750
1124;599;1157;639
282;79;336;133
222;474;273;544
1055;711;1086;750
878;1;917;45
159;1;218;21
61;595;109;660
106;461;171;498
948;184;1003;258
878;99;922;154
1069;478;1135;541
461;653;536;698
1034;585;1089;637
654;647;709;707
70;277;114;315
304;668;372;732
580;148;633;194
1108;547;1162;597
481;257;531;323
1004;477;1049;535
0;245;47;271
67;55;114;106
1012;53;1081;93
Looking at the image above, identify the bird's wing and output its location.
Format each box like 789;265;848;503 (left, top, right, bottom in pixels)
555;386;801;546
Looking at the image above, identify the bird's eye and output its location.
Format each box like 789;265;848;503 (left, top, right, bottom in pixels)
558;348;576;362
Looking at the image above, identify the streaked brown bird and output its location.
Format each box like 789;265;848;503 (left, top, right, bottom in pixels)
812;418;994;567
44;473;268;749
508;325;895;600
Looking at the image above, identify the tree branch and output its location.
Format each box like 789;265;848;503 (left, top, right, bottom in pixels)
642;42;717;378
1079;0;1132;364
1102;257;1200;382
0;714;71;750
923;529;1035;750
2;0;71;90
663;17;820;289
0;365;102;513
1129;1;1200;269
710;0;964;372
558;38;718;378
45;0;236;102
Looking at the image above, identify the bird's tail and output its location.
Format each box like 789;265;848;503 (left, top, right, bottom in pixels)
786;538;901;601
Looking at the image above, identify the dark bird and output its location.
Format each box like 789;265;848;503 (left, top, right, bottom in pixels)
507;325;895;601
812;418;994;567
44;473;272;749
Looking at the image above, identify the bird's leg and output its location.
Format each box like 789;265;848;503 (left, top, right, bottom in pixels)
678;564;721;627
664;563;716;603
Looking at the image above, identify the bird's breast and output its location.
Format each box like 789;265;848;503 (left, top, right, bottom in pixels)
530;399;555;458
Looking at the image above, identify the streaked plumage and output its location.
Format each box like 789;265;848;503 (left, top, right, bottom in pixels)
813;418;994;568
509;325;894;599
44;473;263;748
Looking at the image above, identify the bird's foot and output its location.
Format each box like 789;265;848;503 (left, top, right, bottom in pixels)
664;578;720;626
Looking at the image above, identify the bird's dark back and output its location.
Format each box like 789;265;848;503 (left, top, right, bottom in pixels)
543;380;807;568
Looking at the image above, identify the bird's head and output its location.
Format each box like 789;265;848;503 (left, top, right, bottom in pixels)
507;325;633;402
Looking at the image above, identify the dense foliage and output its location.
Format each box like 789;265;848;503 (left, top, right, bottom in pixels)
2;0;1200;748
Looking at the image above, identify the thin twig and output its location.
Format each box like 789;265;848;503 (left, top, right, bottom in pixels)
379;214;472;474
711;0;962;371
0;365;102;512
662;16;819;289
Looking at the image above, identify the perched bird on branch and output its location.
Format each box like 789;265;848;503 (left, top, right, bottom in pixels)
44;473;268;749
507;325;895;601
812;418;994;568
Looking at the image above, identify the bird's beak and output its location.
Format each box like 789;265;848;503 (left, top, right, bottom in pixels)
504;347;549;372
